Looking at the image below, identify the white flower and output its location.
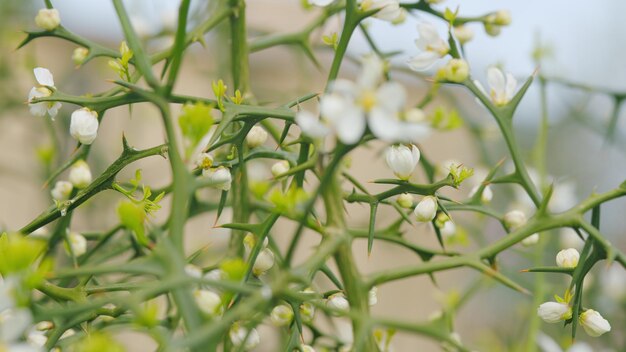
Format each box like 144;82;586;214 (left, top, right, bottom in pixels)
408;22;450;71
270;304;294;327
0;307;42;352
70;108;99;145
246;126;268;148
503;210;526;231
474;67;518;106
193;289;222;316
579;309;611;337
202;166;232;191
556;248;580;268
469;185;493;203
298;56;429;144
521;233;540;246
327;293;349;312
184;264;203;279
300;302;315;322
229;323;260;350
384;144;420;180
396;193;414;208
72;47;89;66
453;25;474;44
368;287;378;306
252;248;275;276
271;160;290;177
360;0;402;22
438;58;469;83
300;345;316;352
309;0;334;6
602;264;626;300
439;219;456;238
51;181;73;201
68;160;92;189
414;196;438;222
67;231;86;257
35;8;60;31
537;301;571;323
28;68;62;119
195;153;214;170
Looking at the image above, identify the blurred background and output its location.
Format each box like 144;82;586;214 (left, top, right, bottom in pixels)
0;0;625;351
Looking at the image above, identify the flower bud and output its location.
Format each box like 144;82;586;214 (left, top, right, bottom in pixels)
494;10;512;26
35;8;61;31
67;231;86;257
300;345;316;352
521;233;539;246
271;160;290;177
483;22;501;37
243;233;268;253
414;196;438;222
368;287;378;306
270;304;294;327
68;160;92;189
453;25;474;44
195;153;214;170
246;126;268;148
385;144;420;180
72;47;89;66
300;302;315;322
396;193;414;208
579;309;611;337
70;108;99;145
193;289;222;316
51;181;73;201
503;210;526;231
184;264;203;278
556;248;580;268
202;166;232;191
326;293;349;312
439;219;456;238
469;185;493;203
440;59;469;83
229;323;260;350
537;301;571;323
252;248;275;276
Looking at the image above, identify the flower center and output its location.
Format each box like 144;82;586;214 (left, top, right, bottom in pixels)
359;90;377;112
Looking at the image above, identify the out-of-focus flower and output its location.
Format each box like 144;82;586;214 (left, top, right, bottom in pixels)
437;59;469;83
193;289;222;316
28;68;62;119
474;67;518;106
360;0;403;22
252;248;275;276
397;193;414;208
521;233;539;246
51;181;73;201
195;153;214;170
246;126;268;148
68;160;92;189
327;293;349;312
579;309;611;337
70;108;99;145
184;264;203;279
270;304;294;327
271;160;290;177
309;0;334;6
368;287;378;306
453;25;474;44
469;185;493;203
503;210;526;231
414;196;438;222
384;144;420;180
72;47;89;66
556;248;579;268
67;231;87;257
35;8;60;31
229;322;260;350
202;167;232;191
408;22;449;71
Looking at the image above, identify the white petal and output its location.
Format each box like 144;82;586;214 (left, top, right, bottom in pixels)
70;109;99;145
33;67;54;87
47;102;62;119
487;67;505;96
295;110;330;138
0;309;32;342
416;22;440;47
334;107;365;145
505;72;518;101
369;108;404;142
376;82;406;112
320;94;350;122
358;56;385;89
309;0;334;6
29;102;48;117
407;51;440;71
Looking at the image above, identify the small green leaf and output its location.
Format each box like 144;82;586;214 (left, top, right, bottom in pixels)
178;102;214;157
